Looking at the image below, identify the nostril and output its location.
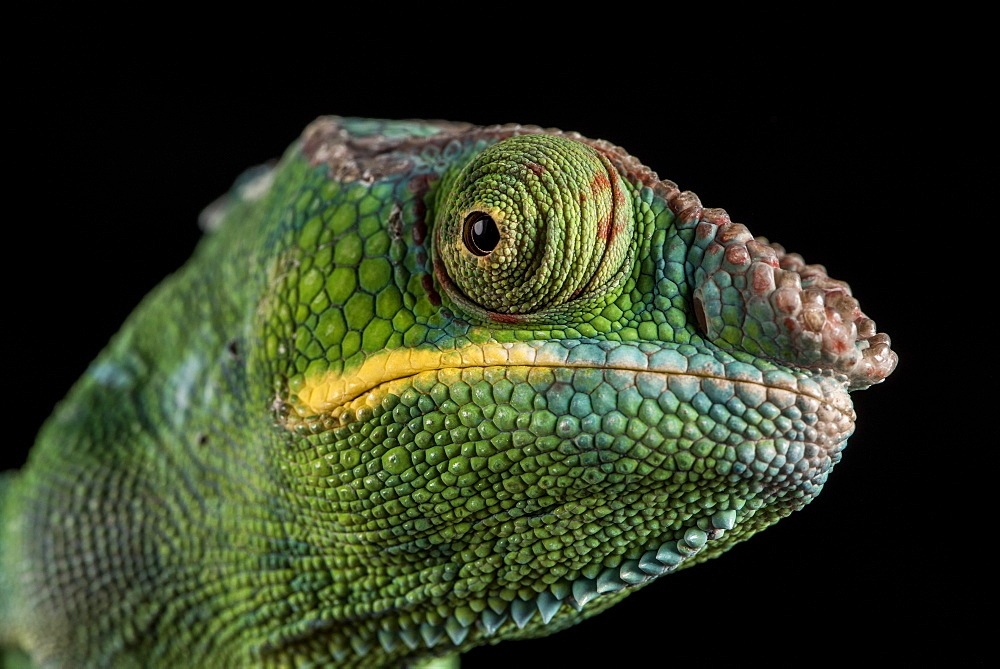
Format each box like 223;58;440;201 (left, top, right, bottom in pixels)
692;295;708;336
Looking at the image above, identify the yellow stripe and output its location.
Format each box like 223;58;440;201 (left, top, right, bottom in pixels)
292;344;543;417
288;342;854;421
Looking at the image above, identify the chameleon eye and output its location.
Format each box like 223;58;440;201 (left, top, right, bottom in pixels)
434;134;635;316
463;212;500;256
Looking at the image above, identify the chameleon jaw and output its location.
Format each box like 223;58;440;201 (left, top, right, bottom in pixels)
274;343;856;661
364;512;739;658
265;515;735;663
286;339;856;423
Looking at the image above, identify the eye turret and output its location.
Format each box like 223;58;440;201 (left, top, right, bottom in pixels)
435;134;634;317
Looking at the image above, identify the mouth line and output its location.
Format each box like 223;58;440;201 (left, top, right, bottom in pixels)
284;340;855;424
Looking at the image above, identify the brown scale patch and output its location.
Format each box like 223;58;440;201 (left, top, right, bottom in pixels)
724;245;750;266
702;209;732;226
408;173;431;193
408;179;429;243
591;171;616;241
774;290;799;313
527;162;545;176
717;223;749;244
607;174;629;241
303;116;473;184
596;211;613;240
826;328;851;354
489;312;520;324
751;264;773;293
421;274;441;306
677;207;704;226
413;219;426;245
591;172;611;193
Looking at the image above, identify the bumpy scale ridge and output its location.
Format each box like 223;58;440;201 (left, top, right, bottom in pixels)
367;507;737;656
669;190;897;390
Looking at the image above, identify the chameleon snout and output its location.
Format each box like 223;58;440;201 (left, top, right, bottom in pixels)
678;195;897;390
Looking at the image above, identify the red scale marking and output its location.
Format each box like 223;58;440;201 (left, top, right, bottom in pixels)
608;174;628;241
751;264;773;293
718;224;748;243
725;245;750;266
591;172;614;240
421;274;441;306
774;291;799;313
823;322;852;353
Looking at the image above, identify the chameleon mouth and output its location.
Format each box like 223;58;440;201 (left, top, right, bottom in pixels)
285;340;856;423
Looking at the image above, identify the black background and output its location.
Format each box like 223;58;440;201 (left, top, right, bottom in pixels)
4;49;982;666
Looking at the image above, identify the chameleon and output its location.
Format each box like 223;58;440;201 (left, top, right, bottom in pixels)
0;116;897;667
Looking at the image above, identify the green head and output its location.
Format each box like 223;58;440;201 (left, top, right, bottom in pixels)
3;117;894;667
229;117;895;664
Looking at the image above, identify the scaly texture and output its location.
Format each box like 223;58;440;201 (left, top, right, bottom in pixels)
0;117;897;668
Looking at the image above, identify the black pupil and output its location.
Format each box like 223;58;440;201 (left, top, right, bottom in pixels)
464;212;500;256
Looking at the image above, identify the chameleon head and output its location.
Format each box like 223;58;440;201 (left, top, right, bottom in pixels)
270;120;897;661
0;118;898;668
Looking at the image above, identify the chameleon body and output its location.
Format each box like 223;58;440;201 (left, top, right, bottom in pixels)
0;117;897;667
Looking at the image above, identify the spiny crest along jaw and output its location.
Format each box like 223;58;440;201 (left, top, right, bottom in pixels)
363;510;738;657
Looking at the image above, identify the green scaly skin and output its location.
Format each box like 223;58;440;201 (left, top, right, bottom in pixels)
0;117;897;667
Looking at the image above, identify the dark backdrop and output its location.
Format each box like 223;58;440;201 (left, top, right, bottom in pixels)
5;61;977;666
